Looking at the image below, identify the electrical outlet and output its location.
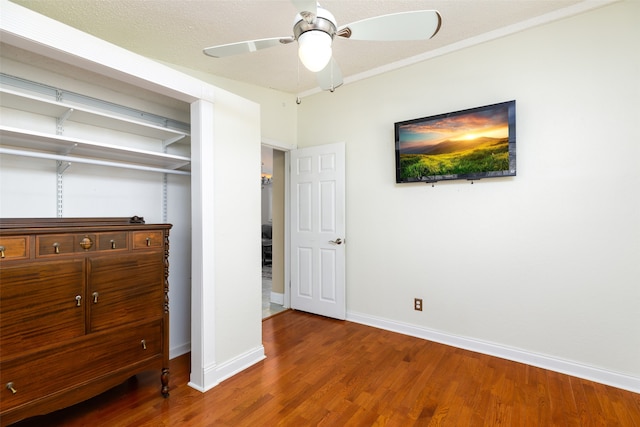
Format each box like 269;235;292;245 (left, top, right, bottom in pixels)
414;298;423;311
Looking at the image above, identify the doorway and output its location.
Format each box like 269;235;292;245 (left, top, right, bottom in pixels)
261;145;287;318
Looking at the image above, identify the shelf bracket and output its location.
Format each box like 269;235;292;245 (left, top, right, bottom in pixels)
56;108;74;134
168;160;191;170
57;160;71;175
163;134;187;148
61;143;79;156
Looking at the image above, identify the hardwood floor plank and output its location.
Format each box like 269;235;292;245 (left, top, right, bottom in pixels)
547;369;581;426
8;310;640;426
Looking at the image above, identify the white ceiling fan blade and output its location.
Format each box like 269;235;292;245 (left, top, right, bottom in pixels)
291;0;317;16
337;10;441;41
204;36;294;58
316;58;343;92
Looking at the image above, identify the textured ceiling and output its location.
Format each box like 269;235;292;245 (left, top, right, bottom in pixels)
10;0;606;94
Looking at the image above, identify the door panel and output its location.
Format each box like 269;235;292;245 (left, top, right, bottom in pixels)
320;248;336;301
290;142;345;319
0;259;85;357
298;182;312;231
320;180;336;232
298;247;313;297
88;252;164;332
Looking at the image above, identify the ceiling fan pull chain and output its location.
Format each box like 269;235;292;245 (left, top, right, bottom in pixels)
296;57;302;104
330;61;335;92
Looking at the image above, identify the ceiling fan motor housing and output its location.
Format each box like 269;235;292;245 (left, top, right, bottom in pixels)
293;7;337;40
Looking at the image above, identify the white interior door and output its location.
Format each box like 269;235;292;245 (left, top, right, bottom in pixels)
290;142;346;320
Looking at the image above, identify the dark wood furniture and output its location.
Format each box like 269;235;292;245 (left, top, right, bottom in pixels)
0;217;171;426
261;223;272;266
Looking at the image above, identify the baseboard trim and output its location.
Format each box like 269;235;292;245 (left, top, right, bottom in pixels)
170;342;191;360
347;311;640;394
270;291;284;305
196;345;266;392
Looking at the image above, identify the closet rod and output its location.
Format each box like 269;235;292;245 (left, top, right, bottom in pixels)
0;147;191;176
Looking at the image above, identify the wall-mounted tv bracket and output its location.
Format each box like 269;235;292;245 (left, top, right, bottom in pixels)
425;179;477;187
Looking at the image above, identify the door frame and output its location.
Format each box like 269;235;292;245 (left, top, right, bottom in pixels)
263;139;346;315
261;138;296;310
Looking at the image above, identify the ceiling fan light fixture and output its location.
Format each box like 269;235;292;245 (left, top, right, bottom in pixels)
297;30;333;72
202;3;442;92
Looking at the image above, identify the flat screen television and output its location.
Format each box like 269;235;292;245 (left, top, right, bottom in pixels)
395;100;516;183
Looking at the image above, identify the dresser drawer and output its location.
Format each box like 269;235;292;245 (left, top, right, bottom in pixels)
36;234;97;256
132;230;164;249
97;232;128;251
0;236;29;261
36;234;74;256
0;321;163;412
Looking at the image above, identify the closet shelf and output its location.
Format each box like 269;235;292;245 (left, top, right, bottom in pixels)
0;126;191;175
1;87;190;143
0;74;191;175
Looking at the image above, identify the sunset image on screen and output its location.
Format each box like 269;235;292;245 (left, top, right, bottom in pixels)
397;103;511;181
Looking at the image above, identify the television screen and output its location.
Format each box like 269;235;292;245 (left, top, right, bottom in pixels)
395;100;516;183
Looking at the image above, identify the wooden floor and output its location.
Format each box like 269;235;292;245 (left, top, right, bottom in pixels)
11;310;640;426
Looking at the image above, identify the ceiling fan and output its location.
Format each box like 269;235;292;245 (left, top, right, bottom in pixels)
203;1;442;92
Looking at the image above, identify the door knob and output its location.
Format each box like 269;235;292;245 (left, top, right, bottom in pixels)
329;238;343;245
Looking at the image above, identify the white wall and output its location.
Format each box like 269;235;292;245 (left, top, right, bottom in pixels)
166;64;298;147
297;1;639;387
210;89;263;366
188;92;263;391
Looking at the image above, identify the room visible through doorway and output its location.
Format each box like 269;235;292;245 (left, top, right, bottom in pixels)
262;145;286;318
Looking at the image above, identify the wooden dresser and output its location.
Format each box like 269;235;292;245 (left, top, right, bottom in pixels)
0;217;172;426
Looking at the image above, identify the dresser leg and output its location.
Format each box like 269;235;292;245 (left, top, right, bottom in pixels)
161;367;170;397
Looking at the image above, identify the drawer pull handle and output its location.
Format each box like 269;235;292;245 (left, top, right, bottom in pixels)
93;292;99;304
0;245;5;258
53;242;60;254
141;339;147;350
6;382;17;394
110;239;116;249
79;235;93;250
146;237;151;247
75;295;82;306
